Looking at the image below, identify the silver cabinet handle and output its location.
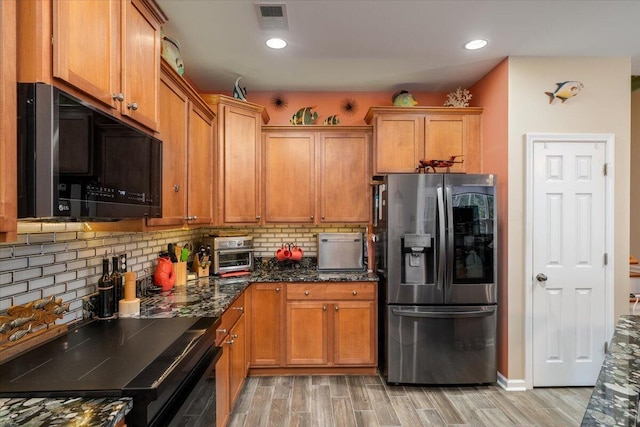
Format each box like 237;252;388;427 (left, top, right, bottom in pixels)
321;216;325;220
173;184;180;192
323;306;327;311
304;291;310;296
112;93;124;102
310;215;314;220
335;305;339;311
217;328;227;334
232;306;244;312
127;102;138;111
231;334;238;339
275;287;280;292
352;291;358;296
226;339;235;345
256;215;261;219
536;273;548;282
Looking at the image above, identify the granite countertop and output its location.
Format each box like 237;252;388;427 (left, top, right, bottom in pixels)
0;396;132;427
582;315;640;426
2;262;377;425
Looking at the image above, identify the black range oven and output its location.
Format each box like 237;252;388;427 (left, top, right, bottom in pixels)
0;317;221;427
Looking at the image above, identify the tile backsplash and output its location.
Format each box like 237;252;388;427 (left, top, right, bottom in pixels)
0;222;364;323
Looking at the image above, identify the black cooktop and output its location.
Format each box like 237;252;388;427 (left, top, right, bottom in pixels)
0;317;216;397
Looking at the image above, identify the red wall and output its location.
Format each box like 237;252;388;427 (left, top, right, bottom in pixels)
471;59;509;376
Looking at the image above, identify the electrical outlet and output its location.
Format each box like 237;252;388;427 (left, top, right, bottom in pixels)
119;254;127;273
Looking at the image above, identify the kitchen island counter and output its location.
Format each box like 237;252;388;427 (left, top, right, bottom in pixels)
582;315;640;426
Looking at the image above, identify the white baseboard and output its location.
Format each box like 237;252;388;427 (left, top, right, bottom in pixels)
497;372;528;391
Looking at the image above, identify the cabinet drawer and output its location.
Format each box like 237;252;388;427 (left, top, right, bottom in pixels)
215;292;245;346
286;282;375;300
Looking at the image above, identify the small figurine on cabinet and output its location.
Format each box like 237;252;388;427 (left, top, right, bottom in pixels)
416;155;464;173
323;114;339;125
233;77;248;101
290;106;318;125
392;90;418;107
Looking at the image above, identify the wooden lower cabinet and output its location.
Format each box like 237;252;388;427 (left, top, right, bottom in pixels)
286;301;329;365
248;282;377;372
250;283;284;367
333;301;376;365
215;291;247;427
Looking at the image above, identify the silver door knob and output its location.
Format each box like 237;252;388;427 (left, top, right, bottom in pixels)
127;102;138;111
536;273;548;282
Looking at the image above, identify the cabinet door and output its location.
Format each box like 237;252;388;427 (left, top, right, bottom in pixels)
147;75;187;226
333;301;376;366
223;106;261;223
374;114;424;173
319;132;370;223
52;0;119;109
0;0;16;242
250;283;284;367
286;302;328;365
264;132;315;223
121;0;160;130
186;104;214;224
215;340;231;427
229;314;246;408
425;115;467;173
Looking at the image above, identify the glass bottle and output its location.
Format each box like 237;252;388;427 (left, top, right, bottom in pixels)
97;257;114;319
111;256;123;315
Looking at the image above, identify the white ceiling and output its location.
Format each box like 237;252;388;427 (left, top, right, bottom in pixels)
155;0;640;93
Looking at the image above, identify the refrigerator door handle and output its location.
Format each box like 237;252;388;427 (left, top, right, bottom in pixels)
445;184;454;289
391;307;496;319
436;186;446;291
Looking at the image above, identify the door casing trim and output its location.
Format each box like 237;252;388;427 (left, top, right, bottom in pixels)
524;133;615;389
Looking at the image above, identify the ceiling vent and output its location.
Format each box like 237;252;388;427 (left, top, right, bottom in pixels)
255;3;289;30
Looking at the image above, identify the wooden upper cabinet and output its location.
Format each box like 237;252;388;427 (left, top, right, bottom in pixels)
371;114;424;173
202;95;269;225
365;107;483;174
52;0;119;108
262;126;372;225
28;0;165;131
263;132;315;223
186;104;214;224
150;73;188;226
121;0;161;130
318;131;371;223
147;60;214;228
0;0;17;242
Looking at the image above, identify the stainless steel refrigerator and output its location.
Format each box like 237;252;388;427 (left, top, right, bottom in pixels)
374;173;497;385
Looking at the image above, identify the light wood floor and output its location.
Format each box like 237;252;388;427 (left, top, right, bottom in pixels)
228;375;592;427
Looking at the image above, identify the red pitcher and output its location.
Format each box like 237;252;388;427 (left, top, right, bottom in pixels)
154;256;176;292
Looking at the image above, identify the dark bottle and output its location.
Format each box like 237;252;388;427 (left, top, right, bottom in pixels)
97;258;114;319
111;256;123;315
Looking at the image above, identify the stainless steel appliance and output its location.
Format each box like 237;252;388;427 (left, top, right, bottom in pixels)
17;83;162;219
0;317;220;427
375;173;497;385
317;232;365;271
206;235;254;275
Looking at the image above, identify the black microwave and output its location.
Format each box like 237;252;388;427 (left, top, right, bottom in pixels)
17;83;162;220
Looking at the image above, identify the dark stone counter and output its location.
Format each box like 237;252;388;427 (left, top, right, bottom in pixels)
2;263;377;425
582;315;640;426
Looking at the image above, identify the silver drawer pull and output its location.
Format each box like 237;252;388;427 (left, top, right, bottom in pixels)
304;291;310;296
352;291;358;296
217;328;227;334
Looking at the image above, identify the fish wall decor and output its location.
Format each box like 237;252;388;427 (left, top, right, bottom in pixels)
545;81;584;104
290;106;318;125
233;77;248;101
392;90;418;107
323;114;339;125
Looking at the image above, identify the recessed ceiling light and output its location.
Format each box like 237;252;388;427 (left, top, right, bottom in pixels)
266;38;287;49
465;39;488;50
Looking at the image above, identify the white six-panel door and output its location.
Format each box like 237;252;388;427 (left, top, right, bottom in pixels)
531;140;607;386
